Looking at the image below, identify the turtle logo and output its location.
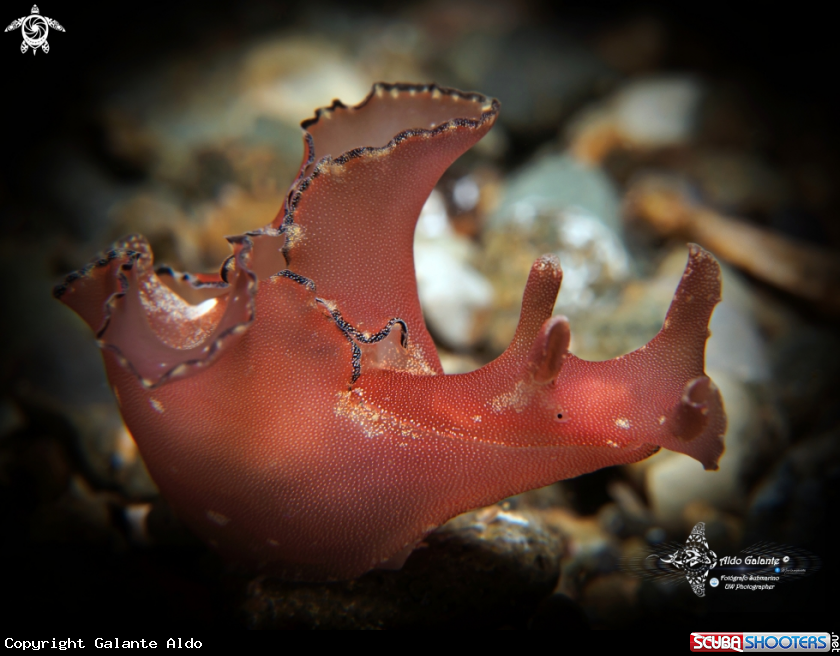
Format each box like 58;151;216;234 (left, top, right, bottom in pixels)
5;5;65;55
660;522;718;597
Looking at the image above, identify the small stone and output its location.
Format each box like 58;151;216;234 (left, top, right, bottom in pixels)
598;481;653;538
242;506;561;629
414;191;494;350
567;76;704;164
240;36;371;127
481;153;630;355
706;264;771;384
612;77;704;148
490;152;622;232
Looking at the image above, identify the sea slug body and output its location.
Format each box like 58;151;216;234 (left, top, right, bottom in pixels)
55;83;725;581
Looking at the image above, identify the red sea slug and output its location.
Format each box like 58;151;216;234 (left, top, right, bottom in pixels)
54;83;726;581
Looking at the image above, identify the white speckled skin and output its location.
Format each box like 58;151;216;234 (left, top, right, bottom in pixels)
56;84;725;581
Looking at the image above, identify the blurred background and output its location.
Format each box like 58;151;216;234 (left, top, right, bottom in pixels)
1;0;837;630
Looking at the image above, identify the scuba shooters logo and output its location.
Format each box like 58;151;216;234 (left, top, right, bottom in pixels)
691;634;744;652
621;522;822;598
690;633;831;652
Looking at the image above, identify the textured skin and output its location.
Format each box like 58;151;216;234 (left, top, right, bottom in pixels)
55;83;726;581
